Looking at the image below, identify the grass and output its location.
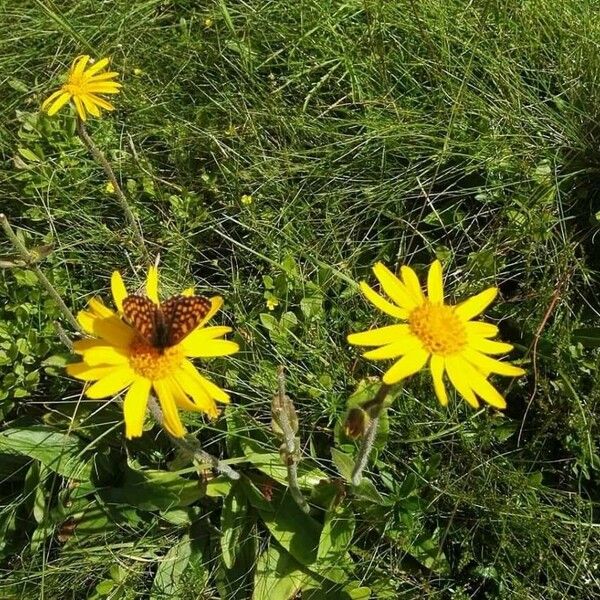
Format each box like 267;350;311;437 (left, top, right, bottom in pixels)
1;0;600;598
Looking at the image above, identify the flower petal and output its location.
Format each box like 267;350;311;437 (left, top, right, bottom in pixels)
123;377;151;439
72;338;106;354
83;57;110;78
66;362;116;381
201;296;223;328
153;379;185;438
41;89;64;111
80;314;134;347
87;297;114;318
459;362;507;409
455;287;498;321
183;338;239;358
85;366;135;399
427;260;444;304
468;337;514;355
146;266;159;304
445;356;479;408
72;55;91;78
82;345;128;366
45;92;71;116
359;281;408;320
180;359;230;403
400;265;425;304
362;335;422;360
111;271;127;313
429;355;448;406
173;366;218;414
465;321;499;338
80;94;101;117
461;348;525;377
73;96;86;121
382;347;429;385
182;287;195;297
372;262;417;310
85;94;115;111
347;324;410;347
181;326;233;352
87;71;120;82
170;376;218;416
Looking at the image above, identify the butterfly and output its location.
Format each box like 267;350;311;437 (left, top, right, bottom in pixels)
122;294;212;351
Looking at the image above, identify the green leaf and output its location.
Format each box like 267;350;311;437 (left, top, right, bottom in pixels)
331;448;354;482
259;313;278;331
317;500;356;582
0;426;91;480
100;465;203;512
221;484;248;569
18;147;41;162
253;543;311;600
150;534;192;599
572;327;600;348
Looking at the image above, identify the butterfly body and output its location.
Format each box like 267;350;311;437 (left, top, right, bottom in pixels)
122;294;211;352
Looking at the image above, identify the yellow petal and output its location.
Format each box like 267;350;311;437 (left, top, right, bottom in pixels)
123;377;151;439
86;315;134;347
183;338;239;358
201;296;224;327
362;335;422;360
85;83;121;93
85;367;135;399
460;362;507;409
465;321;499;338
86;94;115;111
73;96;86;121
146;266;159;303
83;57;110;78
80;94;101;117
81;345;128;367
455;287;498;321
400;265;425;304
181;359;230;403
111;271;128;313
170;376;218;417
66;362;116;381
88;297;114;318
445;356;479;408
427;260;444;304
359;281;408;320
468;337;514;355
41;89;63;111
372;262;417;310
182;287;195;297
173;366;217;412
153;379;185;438
347;324;410;347
462;348;525;377
382;348;429;385
429;355;448;406
72;338;106;354
181;326;233;352
45;92;71;116
87;71;119;82
71;55;91;78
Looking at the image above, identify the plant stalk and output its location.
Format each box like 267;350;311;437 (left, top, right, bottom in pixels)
0;213;81;332
351;382;390;486
76;118;149;261
146;396;240;481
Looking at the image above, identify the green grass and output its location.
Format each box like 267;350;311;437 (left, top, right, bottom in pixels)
1;0;600;597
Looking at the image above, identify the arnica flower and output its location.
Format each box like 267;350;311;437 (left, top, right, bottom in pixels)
67;266;239;439
42;55;121;121
348;261;525;409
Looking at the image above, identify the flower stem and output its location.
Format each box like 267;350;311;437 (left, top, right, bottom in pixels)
146;396;240;481
75;118;149;261
273;366;310;513
0;213;81;332
351;383;390;486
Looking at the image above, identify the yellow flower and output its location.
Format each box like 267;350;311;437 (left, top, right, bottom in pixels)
348;260;525;409
240;194;253;205
266;298;279;311
67;266;239;439
42;55;122;121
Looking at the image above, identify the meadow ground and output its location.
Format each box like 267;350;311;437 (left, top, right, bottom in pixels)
1;0;600;598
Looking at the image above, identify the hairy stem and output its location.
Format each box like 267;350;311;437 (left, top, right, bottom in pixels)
147;396;240;480
274;366;310;513
351;383;390;486
76;118;149;260
0;213;81;332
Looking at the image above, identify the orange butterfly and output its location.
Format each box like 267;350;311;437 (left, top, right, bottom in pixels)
122;294;211;351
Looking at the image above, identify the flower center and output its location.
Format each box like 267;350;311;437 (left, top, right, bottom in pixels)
128;338;183;380
408;301;467;356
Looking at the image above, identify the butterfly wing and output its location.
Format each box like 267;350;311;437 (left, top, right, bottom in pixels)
122;295;159;345
161;295;212;346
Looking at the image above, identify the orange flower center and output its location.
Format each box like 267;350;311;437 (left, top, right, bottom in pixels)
128;339;183;380
408;302;467;356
